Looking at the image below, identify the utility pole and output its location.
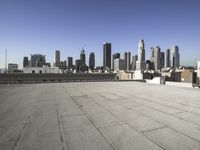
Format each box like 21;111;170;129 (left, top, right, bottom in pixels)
5;48;7;73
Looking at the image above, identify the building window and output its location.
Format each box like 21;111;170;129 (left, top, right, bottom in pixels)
32;70;35;74
39;70;42;74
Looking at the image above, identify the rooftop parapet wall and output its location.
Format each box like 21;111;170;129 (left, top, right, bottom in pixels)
0;73;117;84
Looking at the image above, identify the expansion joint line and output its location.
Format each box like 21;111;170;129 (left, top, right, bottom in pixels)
55;95;67;150
71;96;117;150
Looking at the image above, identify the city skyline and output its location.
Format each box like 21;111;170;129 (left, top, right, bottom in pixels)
1;0;200;68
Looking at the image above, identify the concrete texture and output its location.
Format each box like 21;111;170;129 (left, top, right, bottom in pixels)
1;82;200;150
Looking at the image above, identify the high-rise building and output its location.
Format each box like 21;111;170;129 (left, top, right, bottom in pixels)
112;53;120;70
30;54;46;67
160;52;165;69
127;52;131;70
136;39;145;70
103;42;111;69
89;52;95;69
23;56;29;67
67;57;73;69
54;50;60;67
124;52;127;69
80;49;86;65
166;49;170;68
114;58;126;71
75;59;81;72
170;46;180;68
151;46;161;71
132;55;138;70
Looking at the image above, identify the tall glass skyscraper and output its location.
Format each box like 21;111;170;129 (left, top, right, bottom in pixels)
54;50;60;67
151;46;161;71
103;42;111;69
170;46;180;68
23;56;29;67
89;52;95;69
80;49;86;65
67;57;73;69
166;49;170;68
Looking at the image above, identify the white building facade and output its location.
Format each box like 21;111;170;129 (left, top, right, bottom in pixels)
198;61;200;78
136;39;146;70
23;67;60;74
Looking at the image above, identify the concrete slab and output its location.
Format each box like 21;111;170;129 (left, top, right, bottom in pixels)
0;124;24;150
131;105;200;142
1;81;200;150
100;124;163;150
62;115;114;150
144;127;200;150
173;112;200;126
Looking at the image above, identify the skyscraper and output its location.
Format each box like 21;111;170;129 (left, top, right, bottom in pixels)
112;53;120;70
89;52;95;69
80;49;86;65
75;59;81;72
30;54;46;67
170;46;180;68
54;50;60;67
132;55;138;70
160;52;165;69
136;39;145;70
151;46;161;71
114;59;126;71
166;49;170;68
67;57;73;69
23;56;29;67
124;52;127;69
127;52;131;70
103;42;111;69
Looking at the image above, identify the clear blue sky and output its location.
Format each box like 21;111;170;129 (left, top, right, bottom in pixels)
0;0;200;68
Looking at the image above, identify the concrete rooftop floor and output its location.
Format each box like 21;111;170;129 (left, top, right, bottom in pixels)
1;82;200;150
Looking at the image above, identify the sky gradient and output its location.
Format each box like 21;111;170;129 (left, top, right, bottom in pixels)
0;0;200;68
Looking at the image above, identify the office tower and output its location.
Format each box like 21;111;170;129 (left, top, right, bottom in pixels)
54;50;60;67
80;49;86;65
103;42;111;69
166;49;170;68
132;55;138;70
23;56;29;67
151;46;161;71
114;59;126;71
89;52;95;69
30;54;46;67
127;52;131;70
170;46;180;68
124;52;127;69
112;53;120;70
67;57;73;69
75;59;81;72
160;52;165;69
136;39;145;70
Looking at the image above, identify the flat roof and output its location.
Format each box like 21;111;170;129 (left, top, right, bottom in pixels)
0;82;200;150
